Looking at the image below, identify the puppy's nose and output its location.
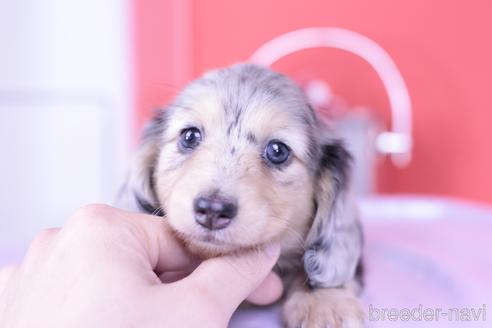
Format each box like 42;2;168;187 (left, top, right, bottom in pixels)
193;195;238;230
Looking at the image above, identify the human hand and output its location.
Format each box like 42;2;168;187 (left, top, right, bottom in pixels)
0;205;282;328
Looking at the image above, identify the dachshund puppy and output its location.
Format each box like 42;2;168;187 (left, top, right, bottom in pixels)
121;64;365;327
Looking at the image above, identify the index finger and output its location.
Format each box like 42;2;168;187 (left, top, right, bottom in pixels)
65;205;198;274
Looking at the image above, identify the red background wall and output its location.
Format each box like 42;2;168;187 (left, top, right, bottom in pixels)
133;0;492;204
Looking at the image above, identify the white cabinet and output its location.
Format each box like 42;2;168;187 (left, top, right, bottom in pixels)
0;0;132;265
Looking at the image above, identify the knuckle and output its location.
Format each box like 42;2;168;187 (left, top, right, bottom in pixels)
188;280;232;318
32;228;58;244
29;228;58;250
187;280;219;306
25;228;60;262
172;281;226;325
65;204;119;241
68;204;113;227
186;280;211;299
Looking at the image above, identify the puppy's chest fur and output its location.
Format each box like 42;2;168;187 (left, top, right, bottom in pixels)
275;248;305;285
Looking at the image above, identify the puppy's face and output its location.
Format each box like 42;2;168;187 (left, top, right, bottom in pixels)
130;64;360;287
154;69;318;256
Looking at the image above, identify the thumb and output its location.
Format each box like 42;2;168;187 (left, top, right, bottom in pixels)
182;243;280;317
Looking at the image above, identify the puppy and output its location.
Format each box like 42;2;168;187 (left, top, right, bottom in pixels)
121;64;365;327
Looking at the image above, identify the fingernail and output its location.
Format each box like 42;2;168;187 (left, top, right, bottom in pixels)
264;242;280;258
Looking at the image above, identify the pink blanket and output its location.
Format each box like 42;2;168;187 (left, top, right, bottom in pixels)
231;196;492;327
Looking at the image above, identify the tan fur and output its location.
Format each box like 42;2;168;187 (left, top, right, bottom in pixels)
282;278;365;328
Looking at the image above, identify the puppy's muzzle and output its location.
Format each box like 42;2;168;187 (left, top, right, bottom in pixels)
193;195;238;230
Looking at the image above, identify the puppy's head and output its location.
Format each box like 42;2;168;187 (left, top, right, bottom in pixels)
129;64;355;285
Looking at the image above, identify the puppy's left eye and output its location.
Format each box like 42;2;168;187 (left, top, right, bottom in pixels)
180;127;202;150
264;140;290;165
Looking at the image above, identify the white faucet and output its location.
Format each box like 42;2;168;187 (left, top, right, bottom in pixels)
249;27;413;167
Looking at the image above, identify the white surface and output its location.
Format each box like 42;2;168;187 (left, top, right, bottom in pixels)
359;195;492;221
0;0;132;264
0;103;108;263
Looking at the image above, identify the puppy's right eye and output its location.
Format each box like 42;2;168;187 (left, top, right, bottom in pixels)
264;140;290;165
179;127;202;150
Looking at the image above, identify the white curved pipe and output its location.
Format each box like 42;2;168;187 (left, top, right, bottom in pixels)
249;27;412;167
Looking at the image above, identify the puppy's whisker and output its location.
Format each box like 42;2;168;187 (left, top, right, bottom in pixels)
168;104;194;112
151;206;164;216
269;219;307;252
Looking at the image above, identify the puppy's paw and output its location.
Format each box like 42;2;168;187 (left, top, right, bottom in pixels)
282;287;365;328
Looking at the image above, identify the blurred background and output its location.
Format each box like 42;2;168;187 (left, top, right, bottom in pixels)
1;1;491;325
135;0;492;202
0;0;491;292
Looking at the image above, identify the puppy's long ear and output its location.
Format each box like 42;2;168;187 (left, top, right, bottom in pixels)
303;134;363;288
117;110;167;216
